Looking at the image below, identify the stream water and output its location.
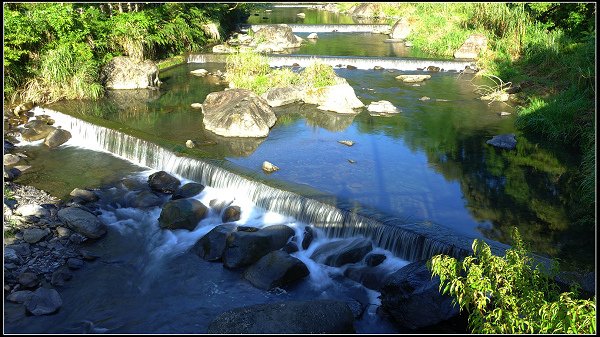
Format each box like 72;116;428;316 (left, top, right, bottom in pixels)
4;4;594;334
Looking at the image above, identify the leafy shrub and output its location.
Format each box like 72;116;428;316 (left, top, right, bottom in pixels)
429;228;596;334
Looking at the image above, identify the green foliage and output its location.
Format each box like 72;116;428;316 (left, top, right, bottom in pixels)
429;228;596;334
299;62;338;88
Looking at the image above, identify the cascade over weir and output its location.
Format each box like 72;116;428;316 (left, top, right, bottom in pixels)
37;107;517;263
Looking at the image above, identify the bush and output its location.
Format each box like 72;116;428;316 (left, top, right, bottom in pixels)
428;228;596;334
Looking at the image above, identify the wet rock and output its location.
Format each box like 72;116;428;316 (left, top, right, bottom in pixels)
69;233;88;244
346;65;357;70
4;153;20;166
380;261;459;330
67;258;84;270
396;74;431;83
202;89;276;137
23;228;51;244
69;188;98;203
426;66;440;72
223;225;295;269
101;56;161;89
190;69;209;76
50;266;73;286
338;140;354;147
301;226;315;250
172;183;205;200
282;241;299;254
365;253;386;267
367;100;398;114
343;265;387;290
237;226;259;233
209;199;233;213
15;204;50;218
7;290;34;303
191;223;237;261
56;226;72;238
25;287;63;316
486;134;517;150
5;248;22;264
44;128;72;148
373;66;384;70
4;166;21;181
243;250;309;290
158;198;208;231
58;207;107;239
262;161;279;173
131;190;163;208
222;205;241;223
307;32;318;39
18;272;39;288
310;237;373;267
148;171;181;194
207;300;355;334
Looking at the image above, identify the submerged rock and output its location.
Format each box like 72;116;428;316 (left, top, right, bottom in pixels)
190;69;209;76
207;300;355;334
338;140;355;147
486;134;517;150
243;250;309;290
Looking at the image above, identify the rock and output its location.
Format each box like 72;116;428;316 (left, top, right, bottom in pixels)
212;44;237;53
486;134;517;150
426;66;440;72
57;206;107;239
395;75;431;83
222;205;241;223
7;290;34;303
190;69;209;76
18;272;39;288
343;265;388;290
67;258;84;270
209;199;234;213
4;153;20;166
367;100;398;114
207;300;355;334
15;204;50;218
69;233;88;244
462;65;477;74
21;125;56;142
261;86;303;107
251;24;303;49
69;188;98;203
13;101;35;116
262;161;279;173
79;249;99;261
297;13;306;18
172;183;205;200
190;103;203;109
301;226;315;250
24;287;63;316
223;224;295;269
44;128;72;148
347;159;356;164
373;66;384;70
56;226;72;237
254;42;285;53
158;198;208;231
192;223;237;261
365;253;386;267
4;166;21;181
131;190;163;208
282;241;299;254
338;140;354;147
237;226;259;233
4;247;22;264
419;96;431;101
352;3;381;18
310;238;373;267
202;89;276;137
243;250;309;290
50;266;73;286
148;171;181;194
390;17;411;39
303;79;364;114
380;261;459;330
185;140;195;148
498;111;511;116
454;34;488;59
307;32;318;39
23;228;51;244
100;56;161;89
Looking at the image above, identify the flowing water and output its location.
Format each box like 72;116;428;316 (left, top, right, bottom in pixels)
4;4;594;334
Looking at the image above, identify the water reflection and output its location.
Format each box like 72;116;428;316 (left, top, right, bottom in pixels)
246;7;389;25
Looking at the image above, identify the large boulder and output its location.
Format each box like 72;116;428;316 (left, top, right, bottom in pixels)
261;86;303;107
202;89;277;137
380;261;459;330
158;198;208;231
207;300;355;334
303;79;364;114
172;182;205;200
223;225;295;269
453;34;488;59
343;265;388;290
191;223;237;261
310;237;373;267
243;250;309;290
57;206;107;239
390;17;411;39
101;56;161;89
148;171;181;194
44;128;72;148
24;287;63;316
251;24;303;49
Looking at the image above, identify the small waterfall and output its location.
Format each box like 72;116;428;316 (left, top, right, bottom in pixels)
188;53;475;72
244;24;391;33
36;107;514;262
